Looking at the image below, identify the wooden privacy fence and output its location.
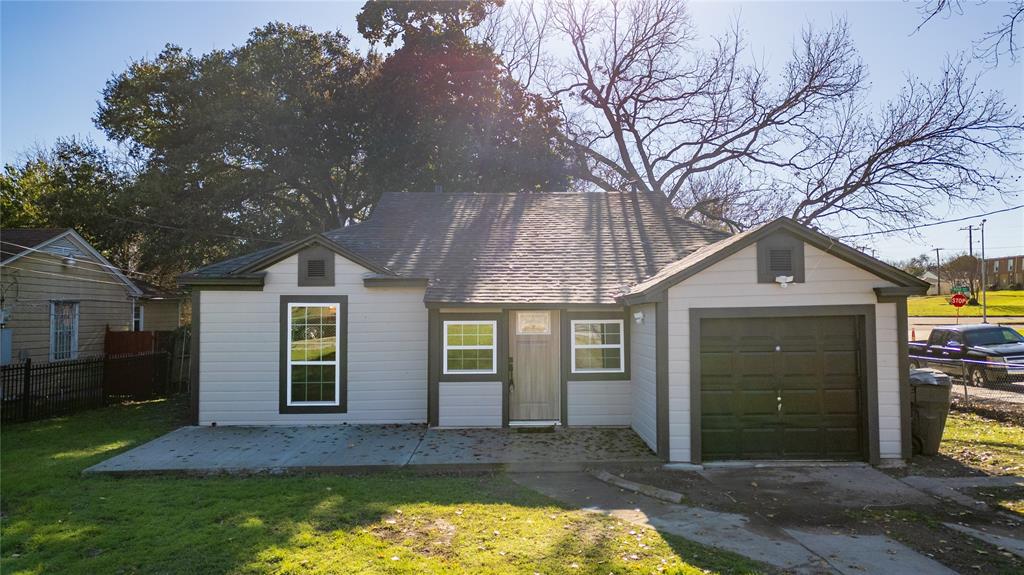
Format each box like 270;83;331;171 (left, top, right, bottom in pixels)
0;351;169;424
105;328;190;394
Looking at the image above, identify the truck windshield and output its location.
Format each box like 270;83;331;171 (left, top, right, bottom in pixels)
964;328;1024;347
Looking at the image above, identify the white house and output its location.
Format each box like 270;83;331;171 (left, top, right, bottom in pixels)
180;191;929;465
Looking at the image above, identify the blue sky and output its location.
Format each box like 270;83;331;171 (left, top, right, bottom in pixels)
2;0;1021;262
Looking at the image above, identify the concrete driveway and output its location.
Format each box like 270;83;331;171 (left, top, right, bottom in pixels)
84;424;658;475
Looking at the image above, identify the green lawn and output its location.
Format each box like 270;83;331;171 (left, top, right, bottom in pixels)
1;399;765;575
940;412;1024;476
908;290;1024;317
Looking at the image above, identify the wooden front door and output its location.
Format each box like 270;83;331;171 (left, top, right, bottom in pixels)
509;310;561;421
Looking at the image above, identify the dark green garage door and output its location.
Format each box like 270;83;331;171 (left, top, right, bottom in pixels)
700;316;865;461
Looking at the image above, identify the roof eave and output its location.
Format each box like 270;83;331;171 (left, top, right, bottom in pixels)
619;217;930;304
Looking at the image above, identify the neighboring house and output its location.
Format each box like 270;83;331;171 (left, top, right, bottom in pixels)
0;228;142;364
983;255;1023;289
918;270;949;296
179;191;929;465
131;279;184;331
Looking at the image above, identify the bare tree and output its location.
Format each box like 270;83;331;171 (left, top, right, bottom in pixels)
484;0;1023;233
918;0;1024;64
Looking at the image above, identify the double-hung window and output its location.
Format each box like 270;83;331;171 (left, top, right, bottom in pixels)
443;320;497;375
571;319;624;373
286;302;340;406
50;301;79;362
132;302;144;331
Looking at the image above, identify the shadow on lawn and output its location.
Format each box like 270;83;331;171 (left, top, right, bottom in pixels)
2;398;762;575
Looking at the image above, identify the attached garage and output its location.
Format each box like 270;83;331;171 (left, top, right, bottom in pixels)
620;217;929;465
697;313;869;461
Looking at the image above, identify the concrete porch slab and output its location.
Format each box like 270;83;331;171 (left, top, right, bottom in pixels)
84;424;657;475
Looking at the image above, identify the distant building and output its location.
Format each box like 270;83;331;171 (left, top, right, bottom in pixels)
983;255;1023;289
918;270;950;296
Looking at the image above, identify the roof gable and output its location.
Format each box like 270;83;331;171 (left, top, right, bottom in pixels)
1;228;143;296
620;217;930;303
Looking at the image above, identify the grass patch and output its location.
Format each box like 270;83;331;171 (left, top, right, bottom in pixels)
940;412;1024;475
1;398;766;574
908;290;1024;317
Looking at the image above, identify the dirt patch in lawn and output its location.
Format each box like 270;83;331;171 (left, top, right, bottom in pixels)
600;464;1024;574
966;485;1024;517
371;514;458;558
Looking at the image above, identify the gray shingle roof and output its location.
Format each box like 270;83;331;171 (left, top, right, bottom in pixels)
1;228;69;262
181;191;728;304
327;191;726;304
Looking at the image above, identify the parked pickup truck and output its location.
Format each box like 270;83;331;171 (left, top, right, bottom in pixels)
909;324;1024;386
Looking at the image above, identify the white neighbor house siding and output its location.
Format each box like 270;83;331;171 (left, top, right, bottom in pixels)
567;380;631;426
438;381;502;427
198;254;427;425
666;244;901;463
629;303;658;451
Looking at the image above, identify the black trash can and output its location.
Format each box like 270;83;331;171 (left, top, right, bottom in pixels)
910;368;953;456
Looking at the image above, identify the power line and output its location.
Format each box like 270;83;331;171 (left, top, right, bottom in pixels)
837;204;1024;239
105;213;287;244
2;241;165;281
3;265;143;289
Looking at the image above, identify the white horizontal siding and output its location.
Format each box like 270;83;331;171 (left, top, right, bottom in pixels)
568;380;631;426
199;254;428;425
630;303;658;451
667;243;903;462
438;381;502;427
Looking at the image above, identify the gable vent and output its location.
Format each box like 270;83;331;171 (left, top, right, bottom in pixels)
306;259;327;278
768;249;792;273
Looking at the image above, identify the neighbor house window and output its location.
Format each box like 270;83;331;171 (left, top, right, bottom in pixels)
132;302;144;331
571;320;624;373
286;302;340;406
50;301;79;361
443;320;497;374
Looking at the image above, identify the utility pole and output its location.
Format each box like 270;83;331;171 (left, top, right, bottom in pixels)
959;225;978;295
933;247;944;295
980;219;988;323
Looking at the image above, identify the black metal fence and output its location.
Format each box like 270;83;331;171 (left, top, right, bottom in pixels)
1;352;169;424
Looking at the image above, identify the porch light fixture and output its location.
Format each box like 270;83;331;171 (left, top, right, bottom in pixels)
633;311;645;324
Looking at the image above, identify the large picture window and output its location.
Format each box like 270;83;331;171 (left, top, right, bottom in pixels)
50;301;79;362
571;319;624;373
443;320;497;375
280;296;347;413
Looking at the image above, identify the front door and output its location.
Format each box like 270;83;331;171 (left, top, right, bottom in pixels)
509;310;561;422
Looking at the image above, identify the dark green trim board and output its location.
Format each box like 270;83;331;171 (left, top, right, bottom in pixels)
278;295;349;414
895;297;913;460
655;299;670;459
561;310;631;382
427;309;440;426
189;290;200;425
177;275;265;290
427;302;625;310
874;286;929;301
688;305;880;465
363;276;429;288
500;311;511;427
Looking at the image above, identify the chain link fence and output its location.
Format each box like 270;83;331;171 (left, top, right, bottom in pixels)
910;354;1024;423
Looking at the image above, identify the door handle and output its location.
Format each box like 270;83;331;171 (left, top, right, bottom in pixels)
507;356;514;391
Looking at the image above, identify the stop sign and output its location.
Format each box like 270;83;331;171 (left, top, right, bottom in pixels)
950;293;969;308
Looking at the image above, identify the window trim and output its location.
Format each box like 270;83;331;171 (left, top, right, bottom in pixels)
279;295;348;414
442;319;498;375
570;319;625;374
49;301;79;362
133;301;145;332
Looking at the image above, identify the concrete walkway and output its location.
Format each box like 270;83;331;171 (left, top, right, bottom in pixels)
901;474;1024;510
512;471;958;575
84;424;658;475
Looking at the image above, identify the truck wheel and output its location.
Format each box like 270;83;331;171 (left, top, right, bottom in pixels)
910;359;922;369
967;366;988;387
